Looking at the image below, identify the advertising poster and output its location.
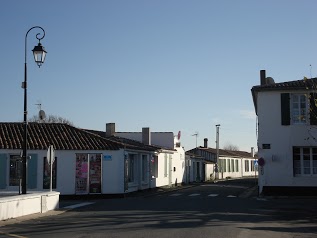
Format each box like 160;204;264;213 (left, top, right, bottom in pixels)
75;154;88;194
89;154;102;193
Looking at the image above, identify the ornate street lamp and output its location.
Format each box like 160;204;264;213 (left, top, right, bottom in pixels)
22;26;47;194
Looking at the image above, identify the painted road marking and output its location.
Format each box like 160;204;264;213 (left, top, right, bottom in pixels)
208;194;219;197
201;184;248;189
0;231;27;238
189;193;200;197
227;195;237;198
63;202;95;209
169;193;182;196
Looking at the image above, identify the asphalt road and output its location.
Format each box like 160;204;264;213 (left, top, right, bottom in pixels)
1;178;316;238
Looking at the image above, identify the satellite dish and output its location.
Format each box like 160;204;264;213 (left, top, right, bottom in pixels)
266;77;275;84
39;110;46;120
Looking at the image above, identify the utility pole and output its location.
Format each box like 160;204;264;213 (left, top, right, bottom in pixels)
215;124;220;181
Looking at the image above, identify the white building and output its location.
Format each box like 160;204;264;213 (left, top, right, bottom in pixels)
101;123;186;188
251;70;317;195
186;138;256;182
0;122;162;195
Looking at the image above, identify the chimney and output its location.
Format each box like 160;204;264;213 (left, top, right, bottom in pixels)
260;70;266;85
106;123;115;137
204;138;208;148
142;127;151;145
251;147;255;157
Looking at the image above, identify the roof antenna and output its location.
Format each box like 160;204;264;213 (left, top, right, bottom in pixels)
310;64;312;78
35;103;46;121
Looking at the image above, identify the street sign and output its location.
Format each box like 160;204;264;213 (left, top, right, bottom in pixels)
47;145;55;165
46;145;55;192
254;160;258;166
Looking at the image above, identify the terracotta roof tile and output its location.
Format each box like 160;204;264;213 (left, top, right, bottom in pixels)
252;77;317;92
85;129;160;151
0;122;121;150
187;146;255;159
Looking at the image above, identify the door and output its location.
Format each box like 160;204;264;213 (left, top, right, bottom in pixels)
89;154;102;194
75;154;89;194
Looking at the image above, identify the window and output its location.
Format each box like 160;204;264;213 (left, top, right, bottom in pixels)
291;94;307;124
293;147;317;176
223;159;227;172
235;160;239;172
228;159;231;172
250;160;255;172
231;159;234;172
9;155;22;186
219;159;226;172
142;155;148;182
281;93;317;125
128;154;136;182
245;160;249;172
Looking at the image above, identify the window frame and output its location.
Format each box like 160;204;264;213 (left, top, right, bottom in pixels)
293;147;317;176
128;154;136;183
290;93;308;125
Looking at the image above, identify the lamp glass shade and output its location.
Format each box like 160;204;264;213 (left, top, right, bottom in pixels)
32;43;47;67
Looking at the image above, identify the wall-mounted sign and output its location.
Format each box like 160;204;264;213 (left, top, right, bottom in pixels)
103;155;112;161
262;144;271;149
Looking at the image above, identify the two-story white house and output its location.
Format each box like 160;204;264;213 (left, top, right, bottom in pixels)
251;70;317;195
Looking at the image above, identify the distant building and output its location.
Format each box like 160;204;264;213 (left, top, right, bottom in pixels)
186;138;256;182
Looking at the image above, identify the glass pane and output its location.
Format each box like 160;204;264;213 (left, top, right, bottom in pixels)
75;154;89;194
9;155;22;186
293;94;299;101
304;168;310;174
89;154;101;193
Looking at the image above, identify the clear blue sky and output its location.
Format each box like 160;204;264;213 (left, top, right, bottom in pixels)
1;0;316;152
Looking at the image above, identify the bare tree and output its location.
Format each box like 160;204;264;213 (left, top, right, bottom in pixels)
223;143;239;151
29;114;74;126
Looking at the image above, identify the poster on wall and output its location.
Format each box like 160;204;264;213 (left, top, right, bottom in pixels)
43;157;57;189
75;154;88;194
89;154;102;193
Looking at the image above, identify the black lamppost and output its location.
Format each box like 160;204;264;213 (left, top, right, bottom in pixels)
22;26;47;194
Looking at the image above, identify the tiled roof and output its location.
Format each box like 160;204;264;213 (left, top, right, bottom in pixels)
0;122;121;150
84;129;160;152
187;146;255;159
251;77;317;92
251;77;317;114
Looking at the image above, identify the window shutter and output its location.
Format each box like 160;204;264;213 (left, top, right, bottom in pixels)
281;93;290;125
27;154;38;189
310;93;317;125
0;154;7;189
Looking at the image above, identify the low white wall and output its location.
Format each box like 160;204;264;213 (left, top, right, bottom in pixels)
0;192;59;221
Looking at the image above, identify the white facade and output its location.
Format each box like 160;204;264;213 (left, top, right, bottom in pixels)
0;148;159;195
119;132;186;188
253;73;317;194
256;90;317;193
218;157;257;180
